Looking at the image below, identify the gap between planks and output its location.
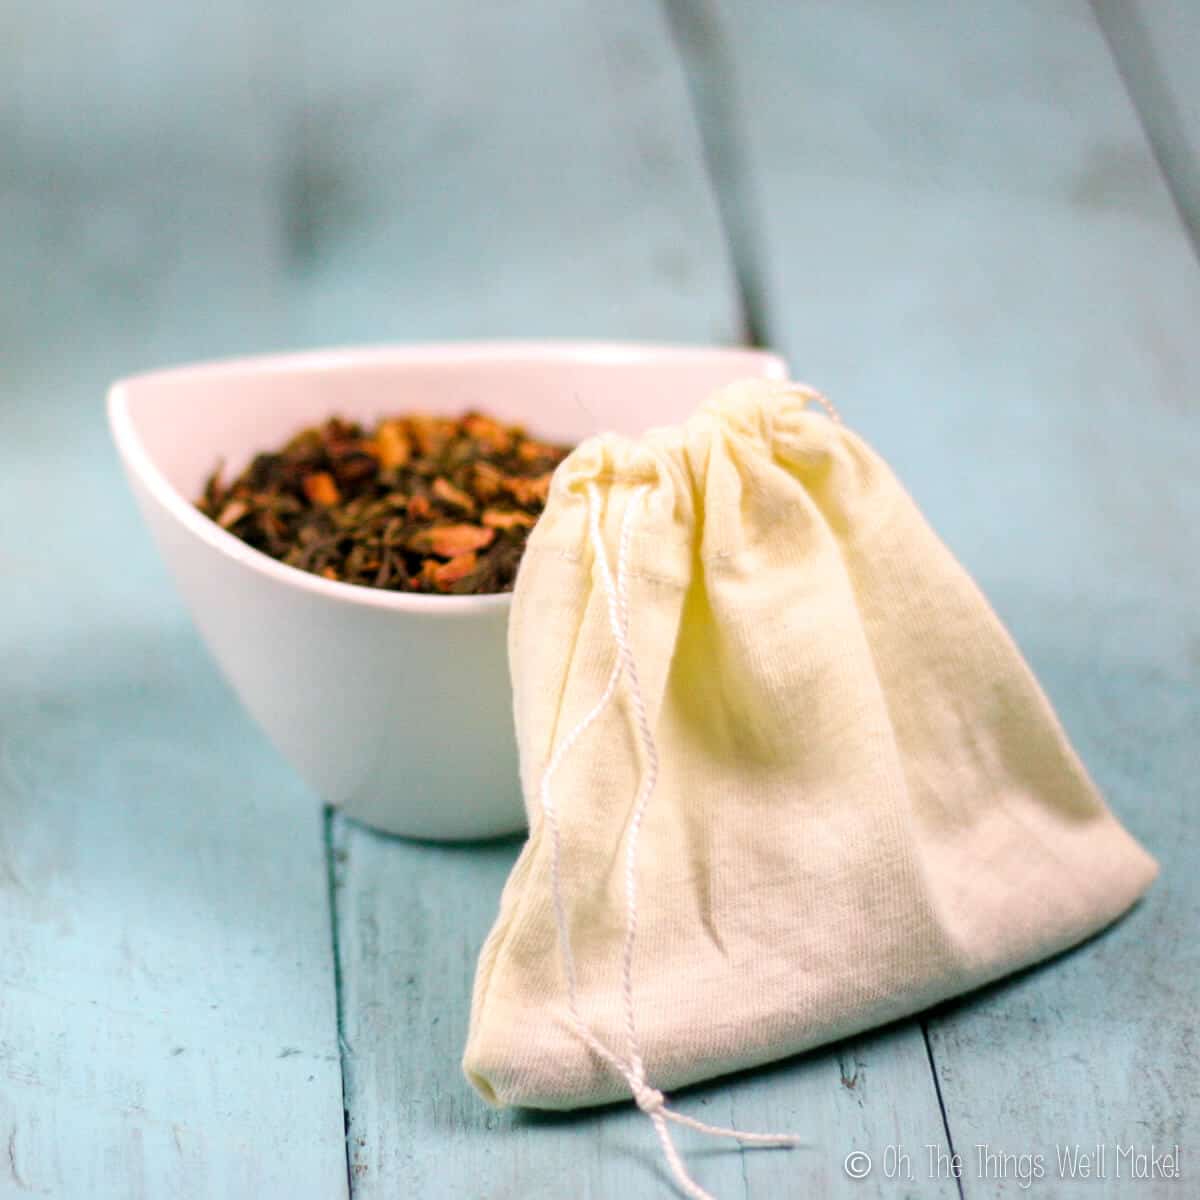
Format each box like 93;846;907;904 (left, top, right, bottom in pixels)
660;0;772;348
922;1021;966;1200
1093;0;1200;260
324;807;355;1199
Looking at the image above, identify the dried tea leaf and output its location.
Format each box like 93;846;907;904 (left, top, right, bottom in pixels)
502;473;552;506
432;551;478;589
432;477;477;514
197;409;570;595
303;472;341;506
409;523;496;558
376;420;412;469
472;462;506;502
409;415;457;458
516;440;560;464
482;508;535;530
216;499;250;529
463;412;513;455
333;453;377;484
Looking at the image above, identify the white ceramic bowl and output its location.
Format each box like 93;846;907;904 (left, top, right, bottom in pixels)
108;342;788;839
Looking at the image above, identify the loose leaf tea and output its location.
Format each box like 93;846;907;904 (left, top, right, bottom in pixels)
197;412;571;594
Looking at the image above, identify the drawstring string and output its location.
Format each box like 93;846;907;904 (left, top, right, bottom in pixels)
538;481;800;1200
784;383;843;425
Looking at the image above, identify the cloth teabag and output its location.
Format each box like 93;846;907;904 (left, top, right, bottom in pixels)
463;380;1157;1187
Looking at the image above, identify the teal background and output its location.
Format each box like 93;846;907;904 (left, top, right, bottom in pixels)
2;2;1196;1195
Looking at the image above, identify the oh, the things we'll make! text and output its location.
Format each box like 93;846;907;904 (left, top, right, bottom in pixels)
843;1140;1182;1188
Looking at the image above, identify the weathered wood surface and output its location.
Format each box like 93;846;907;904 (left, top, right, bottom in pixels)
284;0;744;345
2;5;350;1198
2;0;1197;1196
721;0;1199;1194
332;827;955;1200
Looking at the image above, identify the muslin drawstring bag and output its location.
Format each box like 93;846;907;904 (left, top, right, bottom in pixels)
462;379;1157;1198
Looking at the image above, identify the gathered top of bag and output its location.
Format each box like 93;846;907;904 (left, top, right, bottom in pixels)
539;379;878;565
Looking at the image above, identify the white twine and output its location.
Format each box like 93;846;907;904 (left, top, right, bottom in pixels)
783;383;843;425
537;481;800;1200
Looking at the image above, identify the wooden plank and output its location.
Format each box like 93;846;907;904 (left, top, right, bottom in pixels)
0;1;293;370
0;630;349;1199
721;0;1200;1195
323;3;954;1198
1096;0;1200;252
283;0;744;346
331;825;956;1200
1;5;347;1197
332;829;677;1200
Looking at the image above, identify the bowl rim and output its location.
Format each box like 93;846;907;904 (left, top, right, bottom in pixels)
107;339;789;616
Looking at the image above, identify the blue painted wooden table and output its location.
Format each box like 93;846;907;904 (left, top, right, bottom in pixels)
2;3;1196;1196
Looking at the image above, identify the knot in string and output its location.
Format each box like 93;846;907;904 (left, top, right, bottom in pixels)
537;479;801;1200
631;1080;666;1116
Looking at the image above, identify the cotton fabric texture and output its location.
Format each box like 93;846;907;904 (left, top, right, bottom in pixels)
463;379;1158;1112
